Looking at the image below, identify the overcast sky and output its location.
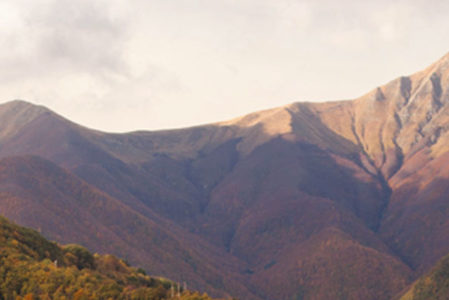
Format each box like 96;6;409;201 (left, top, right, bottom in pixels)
1;0;449;132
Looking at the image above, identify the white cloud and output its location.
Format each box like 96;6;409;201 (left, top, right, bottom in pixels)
370;2;417;42
0;2;22;29
0;0;129;80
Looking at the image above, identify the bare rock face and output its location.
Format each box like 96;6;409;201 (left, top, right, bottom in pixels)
2;53;449;299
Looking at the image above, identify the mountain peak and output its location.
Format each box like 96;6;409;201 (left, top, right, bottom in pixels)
0;100;53;141
1;99;49;110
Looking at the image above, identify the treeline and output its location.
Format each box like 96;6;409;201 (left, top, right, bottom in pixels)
0;216;229;300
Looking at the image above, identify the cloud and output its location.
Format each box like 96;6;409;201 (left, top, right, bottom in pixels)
0;2;22;29
0;0;129;82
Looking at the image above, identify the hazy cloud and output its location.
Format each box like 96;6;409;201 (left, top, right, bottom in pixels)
0;0;128;81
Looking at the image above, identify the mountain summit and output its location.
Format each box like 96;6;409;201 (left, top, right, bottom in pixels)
2;53;449;299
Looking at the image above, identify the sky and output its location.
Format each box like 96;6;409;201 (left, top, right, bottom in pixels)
1;0;449;132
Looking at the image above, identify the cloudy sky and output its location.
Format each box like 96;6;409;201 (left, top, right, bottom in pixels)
1;0;449;132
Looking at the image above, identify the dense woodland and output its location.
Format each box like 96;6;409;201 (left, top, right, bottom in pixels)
0;216;226;300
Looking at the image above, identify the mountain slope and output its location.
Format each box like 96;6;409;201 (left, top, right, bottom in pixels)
0;155;257;299
292;53;449;273
399;252;449;300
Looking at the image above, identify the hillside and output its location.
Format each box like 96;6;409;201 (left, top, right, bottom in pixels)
1;52;449;299
399;252;449;300
0;215;218;299
0;155;255;299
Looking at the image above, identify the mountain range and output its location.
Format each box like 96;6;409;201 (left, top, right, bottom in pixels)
2;53;449;299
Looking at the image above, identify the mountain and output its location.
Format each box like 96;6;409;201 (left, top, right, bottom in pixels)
1;52;449;299
0;215;219;299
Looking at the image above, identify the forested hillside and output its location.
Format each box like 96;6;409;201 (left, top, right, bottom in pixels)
0;216;222;300
400;253;449;300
